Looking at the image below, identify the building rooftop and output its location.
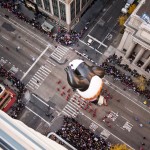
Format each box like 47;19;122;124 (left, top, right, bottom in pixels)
0;110;67;150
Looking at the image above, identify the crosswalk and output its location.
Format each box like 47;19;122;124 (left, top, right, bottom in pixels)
26;59;56;91
62;93;87;118
50;45;69;62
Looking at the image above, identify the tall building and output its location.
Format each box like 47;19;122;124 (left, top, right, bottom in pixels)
0;110;67;150
116;0;150;79
25;0;94;31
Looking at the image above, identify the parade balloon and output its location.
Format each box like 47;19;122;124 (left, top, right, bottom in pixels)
65;59;105;102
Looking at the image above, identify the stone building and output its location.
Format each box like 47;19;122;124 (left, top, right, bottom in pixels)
116;0;150;79
25;0;94;31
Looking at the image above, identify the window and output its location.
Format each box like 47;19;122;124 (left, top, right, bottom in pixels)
52;0;59;17
82;0;87;8
71;1;75;21
43;0;51;12
59;2;66;21
76;0;80;15
36;0;42;7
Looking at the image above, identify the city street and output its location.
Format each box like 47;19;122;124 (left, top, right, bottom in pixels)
0;1;150;150
78;0;125;58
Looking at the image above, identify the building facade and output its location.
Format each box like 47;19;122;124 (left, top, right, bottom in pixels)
116;0;150;79
25;0;94;30
0;110;67;150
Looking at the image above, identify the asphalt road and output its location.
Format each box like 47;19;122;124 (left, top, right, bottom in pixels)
78;0;125;58
0;3;150;150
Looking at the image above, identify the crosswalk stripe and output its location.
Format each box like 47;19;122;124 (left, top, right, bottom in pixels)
58;46;68;52
62;93;81;117
46;60;56;66
62;109;77;117
55;49;65;55
69;101;80;108
41;66;51;73
34;73;45;80
50;45;69;62
27;82;35;87
38;69;48;76
40;67;50;75
65;104;77;112
29;80;39;87
51;53;61;60
44;64;51;70
56;49;66;56
32;76;43;81
62;111;76;117
31;78;41;86
26;84;34;90
36;71;46;78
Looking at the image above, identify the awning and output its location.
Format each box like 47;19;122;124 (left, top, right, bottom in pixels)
41;21;54;32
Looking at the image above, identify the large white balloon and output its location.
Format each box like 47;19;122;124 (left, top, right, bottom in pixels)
65;59;105;102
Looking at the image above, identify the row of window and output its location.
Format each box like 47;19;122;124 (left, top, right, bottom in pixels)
34;0;90;22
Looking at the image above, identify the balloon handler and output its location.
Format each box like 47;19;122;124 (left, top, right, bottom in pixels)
65;59;106;105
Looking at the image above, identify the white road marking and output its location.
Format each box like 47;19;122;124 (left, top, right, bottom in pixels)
88;34;108;48
26;84;34;90
125;107;133;113
21;44;50;81
29;80;39;87
25;106;50;125
41;66;51;73
26;62;31;66
38;69;48;76
88;4;112;35
2;35;9;40
81;113;134;150
89;122;98;131
123;121;133;132
107;17;112;23
78;39;103;55
121;116;130;122
50;45;69;62
100;129;111;140
46;60;56;66
34;73;45;80
32;93;49;106
25;40;42;52
107;111;118;121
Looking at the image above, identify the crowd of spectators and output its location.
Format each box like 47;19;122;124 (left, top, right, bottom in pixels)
56;116;110;150
0;0;86;46
101;54;150;100
0;66;26;118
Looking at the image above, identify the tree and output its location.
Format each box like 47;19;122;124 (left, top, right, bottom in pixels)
133;75;147;91
110;144;131;150
118;15;128;26
128;4;136;14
